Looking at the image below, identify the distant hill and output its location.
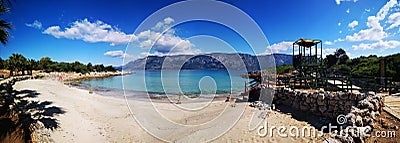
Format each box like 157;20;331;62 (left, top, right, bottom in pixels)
123;53;292;71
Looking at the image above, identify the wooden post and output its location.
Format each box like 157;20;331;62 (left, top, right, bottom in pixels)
244;82;246;100
245;82;247;92
177;93;182;104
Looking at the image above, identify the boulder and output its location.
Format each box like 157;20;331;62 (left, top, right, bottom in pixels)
319;106;327;113
346;113;356;126
317;99;325;106
300;104;308;111
338;92;348;100
356;115;363;126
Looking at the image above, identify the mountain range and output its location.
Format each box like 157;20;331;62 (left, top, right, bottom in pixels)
122;53;292;71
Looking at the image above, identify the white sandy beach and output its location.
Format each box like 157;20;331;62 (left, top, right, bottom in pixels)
13;79;328;142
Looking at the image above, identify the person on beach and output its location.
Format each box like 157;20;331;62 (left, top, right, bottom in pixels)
58;75;63;81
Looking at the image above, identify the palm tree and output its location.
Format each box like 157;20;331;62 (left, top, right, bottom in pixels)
0;2;12;45
7;53;27;76
39;57;52;72
0;57;4;69
26;59;37;75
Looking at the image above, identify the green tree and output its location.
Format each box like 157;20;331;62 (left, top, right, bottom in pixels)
325;48;349;70
105;65;116;72
26;59;37;75
87;62;93;72
39;57;52;72
0;57;3;69
94;64;105;72
7;53;27;76
72;61;88;74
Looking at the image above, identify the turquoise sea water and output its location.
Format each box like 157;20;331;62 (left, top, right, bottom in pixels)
82;70;249;96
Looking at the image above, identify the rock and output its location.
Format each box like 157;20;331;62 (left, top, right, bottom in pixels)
346;113;356;125
334;93;340;100
358;100;374;110
370;111;380;120
292;101;299;109
350;93;357;100
336;134;354;143
356;115;363;126
391;125;399;130
357;93;366;100
329;100;336;106
300;104;308;111
319;106;327;113
306;97;311;103
327;93;335;99
312;93;318;98
338;92;348;100
323;138;340;143
317;93;325;100
317;99;325;106
345;101;353;106
363;116;374;127
370;99;380;111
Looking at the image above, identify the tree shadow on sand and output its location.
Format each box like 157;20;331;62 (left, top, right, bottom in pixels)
274;104;336;133
0;89;65;142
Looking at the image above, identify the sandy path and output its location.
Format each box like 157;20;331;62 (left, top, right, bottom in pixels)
13;79;328;142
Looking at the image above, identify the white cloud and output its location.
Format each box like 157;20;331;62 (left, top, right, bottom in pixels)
365;9;371;12
348;20;358;29
352;40;400;50
334;38;344;42
386;12;400;30
324;41;333;45
104;50;136;59
152;17;174;31
43;19;136;46
346;0;397;42
346;28;387;41
323;48;337;57
339;30;343;34
346;9;350;14
263;41;293;54
104;50;124;57
25;20;42;29
335;0;340;5
338;22;341;26
134;17;198;56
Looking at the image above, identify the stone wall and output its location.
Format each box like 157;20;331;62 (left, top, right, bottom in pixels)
274;88;373;118
273;88;385;142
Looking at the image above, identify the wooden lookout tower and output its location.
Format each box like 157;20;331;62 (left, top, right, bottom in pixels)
291;38;326;89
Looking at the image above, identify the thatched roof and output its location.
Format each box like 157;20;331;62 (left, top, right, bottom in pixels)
294;38;321;47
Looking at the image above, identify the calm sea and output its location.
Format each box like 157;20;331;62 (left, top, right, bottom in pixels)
81;70;249;97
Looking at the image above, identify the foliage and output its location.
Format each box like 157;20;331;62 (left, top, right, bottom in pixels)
275;65;294;74
1;53;117;76
0;57;3;69
325;48;349;69
0;1;12;45
325;49;400;81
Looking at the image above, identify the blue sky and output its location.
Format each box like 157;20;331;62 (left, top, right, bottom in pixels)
0;0;399;66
